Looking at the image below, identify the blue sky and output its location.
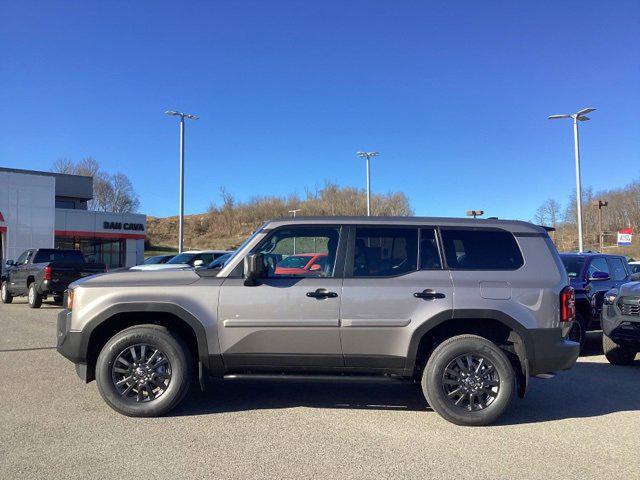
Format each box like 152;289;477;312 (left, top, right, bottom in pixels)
1;1;638;220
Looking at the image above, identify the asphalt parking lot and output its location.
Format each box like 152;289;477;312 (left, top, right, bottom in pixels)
1;300;639;480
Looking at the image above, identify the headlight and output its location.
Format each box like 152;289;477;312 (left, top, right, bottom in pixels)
66;288;75;310
604;291;617;305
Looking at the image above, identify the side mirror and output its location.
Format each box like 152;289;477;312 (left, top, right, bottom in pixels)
309;264;321;271
589;271;610;281
192;259;205;268
5;260;14;267
243;253;265;286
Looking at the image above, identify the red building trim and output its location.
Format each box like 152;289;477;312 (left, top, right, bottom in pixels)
0;226;6;233
55;230;146;240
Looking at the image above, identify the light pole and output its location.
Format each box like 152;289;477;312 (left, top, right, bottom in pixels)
165;110;199;253
592;199;608;252
357;151;379;216
288;209;301;253
548;107;595;253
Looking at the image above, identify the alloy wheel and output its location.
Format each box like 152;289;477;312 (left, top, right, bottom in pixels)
441;353;500;411
28;286;34;304
111;343;172;403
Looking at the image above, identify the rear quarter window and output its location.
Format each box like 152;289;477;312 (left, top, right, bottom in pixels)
440;229;524;270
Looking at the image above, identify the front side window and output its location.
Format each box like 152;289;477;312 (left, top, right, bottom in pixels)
607;258;627;281
256;227;340;278
352;227;418;277
587;257;610;278
441;229;524;270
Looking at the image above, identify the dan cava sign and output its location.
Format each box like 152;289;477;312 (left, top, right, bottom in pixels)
617;228;633;246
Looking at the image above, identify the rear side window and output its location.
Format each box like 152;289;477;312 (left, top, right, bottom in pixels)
420;228;442;269
607;258;627;281
353;227;418;277
440;229;524;270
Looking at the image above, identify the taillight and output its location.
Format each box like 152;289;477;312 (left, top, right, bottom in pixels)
560;286;575;322
44;265;52;281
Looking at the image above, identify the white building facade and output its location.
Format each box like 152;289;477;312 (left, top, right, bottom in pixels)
0;167;146;269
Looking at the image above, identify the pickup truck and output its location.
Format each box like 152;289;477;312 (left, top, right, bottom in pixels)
1;248;106;308
559;252;633;350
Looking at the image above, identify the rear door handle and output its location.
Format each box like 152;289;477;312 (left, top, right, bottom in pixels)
414;289;446;300
306;288;338;299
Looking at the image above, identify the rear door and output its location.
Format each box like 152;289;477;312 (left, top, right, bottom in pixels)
10;250;32;294
217;225;346;368
339;226;453;370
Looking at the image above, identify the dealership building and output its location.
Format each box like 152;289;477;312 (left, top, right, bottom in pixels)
0;167;146;269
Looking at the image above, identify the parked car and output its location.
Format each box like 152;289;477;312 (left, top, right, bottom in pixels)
601;282;640;365
141;254;175;266
559;252;633;349
57;216;579;426
1;248;106;308
274;253;328;276
206;252;234;269
130;250;232;271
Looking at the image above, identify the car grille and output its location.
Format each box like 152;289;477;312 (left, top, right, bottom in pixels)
620;297;640;316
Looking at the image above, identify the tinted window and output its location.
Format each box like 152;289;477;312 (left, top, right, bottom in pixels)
352;227;418;277
167;253;196;264
587;257;609;277
420;229;442;269
441;229;523;270
256;227;340;278
607;258;627;281
33;250;84;263
15;251;28;265
561;256;585;279
631;264;640;274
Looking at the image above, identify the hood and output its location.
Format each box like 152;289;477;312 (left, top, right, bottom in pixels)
70;269;200;289
617;281;640;297
130;263;192;271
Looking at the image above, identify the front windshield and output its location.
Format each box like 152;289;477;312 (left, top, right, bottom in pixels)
167;253;196;265
561;256;585;279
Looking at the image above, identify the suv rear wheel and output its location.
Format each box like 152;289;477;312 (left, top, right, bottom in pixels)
602;333;636;366
421;335;514;426
567;312;587;352
95;325;192;417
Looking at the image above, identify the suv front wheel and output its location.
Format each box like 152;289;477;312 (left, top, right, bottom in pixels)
95;325;192;417
422;335;514;426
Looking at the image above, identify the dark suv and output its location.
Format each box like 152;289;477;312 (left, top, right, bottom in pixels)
559;252;632;348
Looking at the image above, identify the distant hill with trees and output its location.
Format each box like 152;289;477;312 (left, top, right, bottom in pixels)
534;179;640;258
147;182;412;250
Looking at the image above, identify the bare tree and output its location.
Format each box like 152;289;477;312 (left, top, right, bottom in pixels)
51;158;140;213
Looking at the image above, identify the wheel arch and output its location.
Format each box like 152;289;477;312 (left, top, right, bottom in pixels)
405;309;531;395
81;303;211;382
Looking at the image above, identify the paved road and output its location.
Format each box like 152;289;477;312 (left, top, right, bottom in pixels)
1;299;639;480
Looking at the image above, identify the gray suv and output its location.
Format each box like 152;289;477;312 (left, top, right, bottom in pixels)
57;216;579;426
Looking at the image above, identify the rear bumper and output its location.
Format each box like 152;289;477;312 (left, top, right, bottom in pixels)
526;327;580;376
56;309;90;381
39;279;69;295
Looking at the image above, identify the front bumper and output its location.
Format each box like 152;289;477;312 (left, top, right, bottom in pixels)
56;309;90;381
526;327;580;376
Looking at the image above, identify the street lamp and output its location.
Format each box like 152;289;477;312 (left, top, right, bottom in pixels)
288;209;301;253
592;199;608;252
356;151;379;216
165;110;199;253
548;107;595;253
467;210;484;219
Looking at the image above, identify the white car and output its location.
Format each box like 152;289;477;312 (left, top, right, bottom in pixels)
629;261;640;275
131;250;232;271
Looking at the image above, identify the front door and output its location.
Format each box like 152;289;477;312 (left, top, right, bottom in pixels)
218;225;346;368
339;226;454;370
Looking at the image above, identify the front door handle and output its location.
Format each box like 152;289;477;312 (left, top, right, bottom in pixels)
414;289;446;300
306;288;338;299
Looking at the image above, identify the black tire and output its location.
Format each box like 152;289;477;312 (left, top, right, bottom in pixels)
95;325;192;417
422;334;514;426
1;281;13;304
27;283;42;308
567;313;587;353
603;333;636;366
53;295;64;305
